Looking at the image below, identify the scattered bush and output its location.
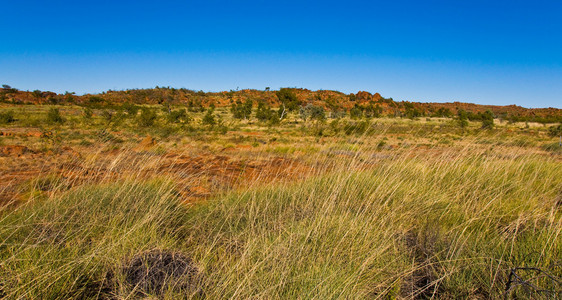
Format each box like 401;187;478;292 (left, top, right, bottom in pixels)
256;101;279;124
168;108;190;124
276;88;301;112
138;108;158;127
201;108;216;126
299;104;326;122
231;99;253;120
457;109;469;129
350;104;363;119
480;110;494;129
122;102;139;116
0;110;16;124
46;108;65;124
548;124;562;137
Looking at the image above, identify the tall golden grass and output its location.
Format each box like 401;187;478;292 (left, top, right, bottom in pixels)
0;131;560;299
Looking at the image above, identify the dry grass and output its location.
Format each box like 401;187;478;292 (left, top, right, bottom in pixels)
0;106;561;298
0;140;560;298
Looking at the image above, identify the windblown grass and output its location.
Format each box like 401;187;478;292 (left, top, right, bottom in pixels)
184;149;561;298
0;145;560;298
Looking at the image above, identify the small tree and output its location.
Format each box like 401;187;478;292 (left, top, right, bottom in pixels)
32;90;43;99
64;92;75;103
457;109;469;129
299;105;310;122
231;99;253;120
480;110;494;129
276;88;301;117
202;108;216;126
300;104;326;122
255;101;280;125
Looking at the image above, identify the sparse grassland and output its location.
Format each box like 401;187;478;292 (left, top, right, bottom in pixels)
0;103;561;299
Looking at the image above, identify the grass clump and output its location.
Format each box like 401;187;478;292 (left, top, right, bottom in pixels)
179;151;561;298
0;180;198;299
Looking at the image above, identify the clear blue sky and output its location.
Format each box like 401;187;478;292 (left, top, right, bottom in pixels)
1;0;561;108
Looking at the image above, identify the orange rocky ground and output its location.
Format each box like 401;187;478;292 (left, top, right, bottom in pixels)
0;135;315;207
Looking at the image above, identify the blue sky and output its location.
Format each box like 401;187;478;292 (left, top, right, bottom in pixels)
1;0;561;108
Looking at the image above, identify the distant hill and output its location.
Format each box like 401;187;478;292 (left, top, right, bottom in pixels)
1;86;561;123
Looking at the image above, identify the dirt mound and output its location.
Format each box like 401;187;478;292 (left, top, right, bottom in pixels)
123;249;202;296
0;145;31;157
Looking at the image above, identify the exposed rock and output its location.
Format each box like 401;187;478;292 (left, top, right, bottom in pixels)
356;91;372;101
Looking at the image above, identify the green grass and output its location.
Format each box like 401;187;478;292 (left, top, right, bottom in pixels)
182;150;561;298
0;179;190;299
1;148;560;298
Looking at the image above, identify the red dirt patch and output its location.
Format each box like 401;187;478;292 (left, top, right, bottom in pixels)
0;145;32;157
0;147;314;206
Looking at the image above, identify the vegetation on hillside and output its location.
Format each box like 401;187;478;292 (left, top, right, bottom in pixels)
2;85;561;124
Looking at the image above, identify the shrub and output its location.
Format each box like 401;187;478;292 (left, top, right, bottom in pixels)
256;101;278;124
46;108;65;124
168;108;190;124
64;92;75;103
187;99;204;112
300;104;326;122
0;110;16;124
350;104;363;119
231;99;253;120
548;124;562;137
276;88;301;112
88;96;105;104
405;108;422;119
138;108;158;127
457;109;469;129
480;110;494;129
201;108;216;126
122;102;139;116
32;90;43;99
432;107;452;118
364;103;382;118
